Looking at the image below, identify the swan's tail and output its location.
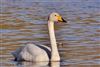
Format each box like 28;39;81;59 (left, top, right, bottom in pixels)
11;46;24;61
11;51;17;61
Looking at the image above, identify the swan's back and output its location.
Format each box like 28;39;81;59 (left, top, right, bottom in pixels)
12;43;51;61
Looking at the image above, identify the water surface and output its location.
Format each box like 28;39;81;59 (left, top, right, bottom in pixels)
0;0;100;67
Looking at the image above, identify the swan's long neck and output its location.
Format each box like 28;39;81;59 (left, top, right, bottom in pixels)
48;21;60;61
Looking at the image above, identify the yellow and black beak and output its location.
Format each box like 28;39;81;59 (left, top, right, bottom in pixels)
58;16;67;23
61;17;67;23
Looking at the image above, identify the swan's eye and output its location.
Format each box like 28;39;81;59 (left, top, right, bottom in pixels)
55;15;57;16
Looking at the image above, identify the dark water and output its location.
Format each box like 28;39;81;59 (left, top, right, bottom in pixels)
0;0;100;67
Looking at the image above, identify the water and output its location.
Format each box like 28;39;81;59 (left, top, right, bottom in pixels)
0;0;100;67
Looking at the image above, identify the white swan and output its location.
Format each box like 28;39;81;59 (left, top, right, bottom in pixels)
12;12;67;62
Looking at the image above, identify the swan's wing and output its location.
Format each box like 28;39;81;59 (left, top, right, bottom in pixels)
20;43;51;61
35;44;51;59
36;44;51;51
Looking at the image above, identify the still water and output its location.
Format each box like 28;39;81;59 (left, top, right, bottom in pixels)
0;0;100;67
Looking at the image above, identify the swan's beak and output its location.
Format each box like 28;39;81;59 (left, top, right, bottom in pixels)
58;16;67;23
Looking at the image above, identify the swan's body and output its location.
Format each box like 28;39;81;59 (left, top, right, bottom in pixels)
12;12;66;62
12;44;51;61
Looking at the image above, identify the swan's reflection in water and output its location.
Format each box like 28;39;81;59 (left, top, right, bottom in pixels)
16;61;60;67
50;62;60;67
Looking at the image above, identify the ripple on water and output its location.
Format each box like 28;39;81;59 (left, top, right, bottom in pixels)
0;29;19;33
1;0;100;67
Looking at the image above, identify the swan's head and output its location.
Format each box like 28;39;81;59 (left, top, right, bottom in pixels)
48;12;67;23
